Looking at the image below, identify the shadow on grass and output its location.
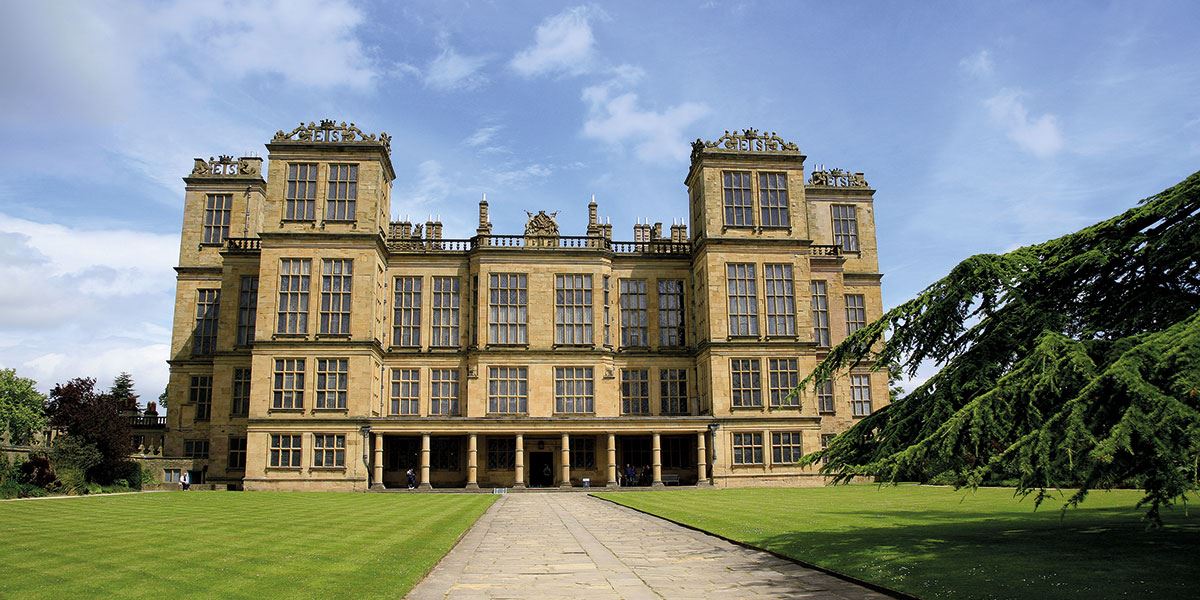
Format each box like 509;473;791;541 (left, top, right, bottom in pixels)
747;511;1199;600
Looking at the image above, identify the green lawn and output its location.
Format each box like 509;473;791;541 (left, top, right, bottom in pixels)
595;485;1198;600
0;491;495;599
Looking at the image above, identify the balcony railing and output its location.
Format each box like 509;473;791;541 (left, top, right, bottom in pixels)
129;415;167;428
387;235;692;255
223;237;261;253
807;244;843;257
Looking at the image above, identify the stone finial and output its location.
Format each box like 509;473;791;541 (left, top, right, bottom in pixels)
651;222;663;240
586;194;601;237
477;193;492;236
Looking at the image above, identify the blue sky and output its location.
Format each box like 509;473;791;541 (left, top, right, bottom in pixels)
1;0;1197;396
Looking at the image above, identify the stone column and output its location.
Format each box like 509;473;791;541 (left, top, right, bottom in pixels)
763;428;772;470
696;430;709;486
466;434;479;489
419;433;432;489
559;433;572;488
371;432;384;490
514;433;525;489
606;433;618;488
651;431;664;487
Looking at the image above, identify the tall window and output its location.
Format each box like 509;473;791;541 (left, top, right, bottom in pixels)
488;367;527;414
811;281;830;347
832;204;859;252
270;434;301;468
487;438;515;469
732;432;763;465
313;434;346;467
723;171;753;226
845;294;866;334
393;276;422;347
193;289;220;356
730;359;762;408
772;432;803;463
272;358;304;409
227;437;247;470
554;367;594;414
768;358;799;407
620;369;650;415
184;439;209;459
430;369;460;416
660;368;688;415
851;374;873;416
821;433;835;464
236;276;258;346
602;275;611;346
277;259;311;334
488;274;527;345
764;264;796;336
320;259;352;335
190;375;212;422
431;277;460;347
315;358;348;409
571;438;596;469
758;172;790;227
325;164;357;221
727;264;758;336
619;279;648;347
285;163;317;220
817;379;835;414
663;437;695;469
390;368;419;416
555;274;593;345
231;368;251;417
658;279;685;347
202;193;232;244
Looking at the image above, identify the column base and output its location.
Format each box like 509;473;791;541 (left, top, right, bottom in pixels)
370;483;385;490
605;482;619;489
651;481;665;488
512;482;526;489
418;483;433;490
558;483;573;489
465;482;480;490
695;480;713;487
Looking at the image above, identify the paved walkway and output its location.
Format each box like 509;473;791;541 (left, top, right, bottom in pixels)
408;493;892;599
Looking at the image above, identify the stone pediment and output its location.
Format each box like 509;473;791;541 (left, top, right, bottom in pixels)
524;211;559;237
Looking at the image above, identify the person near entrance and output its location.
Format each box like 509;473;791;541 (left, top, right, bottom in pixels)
624;464;635;487
406;468;416;489
180;470;190;491
542;462;552;483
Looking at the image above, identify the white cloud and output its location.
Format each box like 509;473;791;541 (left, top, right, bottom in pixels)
486;163;553;187
959;49;994;78
0;214;177;395
465;125;504;147
511;6;602;77
984;89;1065;158
425;45;491;91
581;71;709;163
394;160;453;215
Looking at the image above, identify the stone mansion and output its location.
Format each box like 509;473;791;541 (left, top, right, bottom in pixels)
164;120;887;491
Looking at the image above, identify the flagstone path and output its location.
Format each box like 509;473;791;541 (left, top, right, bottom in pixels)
407;493;893;599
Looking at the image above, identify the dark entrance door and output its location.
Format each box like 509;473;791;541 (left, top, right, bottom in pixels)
529;452;555;487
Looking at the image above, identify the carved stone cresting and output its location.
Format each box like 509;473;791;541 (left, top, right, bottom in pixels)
691;128;800;160
524;210;560;237
808;167;869;188
190;155;260;177
272;119;392;154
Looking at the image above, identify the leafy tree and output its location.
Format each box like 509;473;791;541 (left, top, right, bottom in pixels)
109;372;139;412
46;378;132;483
803;171;1200;525
0;369;47;445
50;435;102;473
158;387;168;411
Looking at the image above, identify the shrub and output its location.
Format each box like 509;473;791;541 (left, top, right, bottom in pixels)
56;467;88;496
51;435;102;473
0;453;20;484
18;452;56;488
85;482;102;495
107;461;145;489
0;479;48;499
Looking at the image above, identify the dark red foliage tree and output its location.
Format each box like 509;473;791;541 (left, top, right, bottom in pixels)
46;378;132;483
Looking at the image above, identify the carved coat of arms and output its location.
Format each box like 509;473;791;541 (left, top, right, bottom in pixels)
524;211;559;236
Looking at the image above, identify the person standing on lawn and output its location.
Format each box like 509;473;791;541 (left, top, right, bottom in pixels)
180;470;190;491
